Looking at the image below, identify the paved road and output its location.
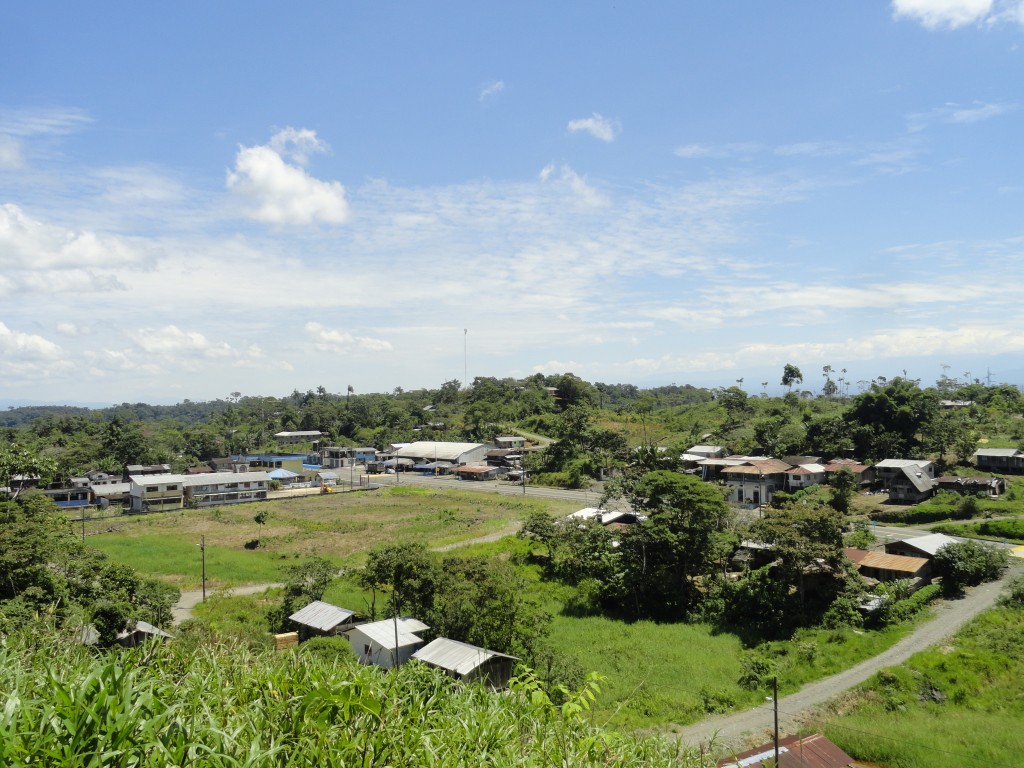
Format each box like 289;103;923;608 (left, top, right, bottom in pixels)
172;582;282;624
675;566;1019;754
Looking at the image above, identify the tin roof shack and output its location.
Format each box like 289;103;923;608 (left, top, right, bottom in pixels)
288;600;364;641
346;617;429;669
935;475;1006;497
717;732;863;768
455;464;503;481
844;547;931;585
884;533;959;560
77;620;174;648
412;637;518;689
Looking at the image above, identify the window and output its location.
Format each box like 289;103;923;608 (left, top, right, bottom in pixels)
146;486;157;492
166;485;178;491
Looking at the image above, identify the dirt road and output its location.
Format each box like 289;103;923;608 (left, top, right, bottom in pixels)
172;582;283;624
676;568;1017;753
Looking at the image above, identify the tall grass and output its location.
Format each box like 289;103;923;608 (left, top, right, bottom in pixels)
0;631;715;767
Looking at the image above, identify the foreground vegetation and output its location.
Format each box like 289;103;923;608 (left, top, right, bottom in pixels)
822;576;1024;768
0;631;713;767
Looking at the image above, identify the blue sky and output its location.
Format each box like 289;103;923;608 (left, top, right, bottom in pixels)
2;1;1023;406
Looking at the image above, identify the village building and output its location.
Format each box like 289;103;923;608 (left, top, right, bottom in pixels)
412;637;518;689
288;600;364;641
973;447;1024;473
845;547;931;585
884;533;959;560
346;617;430;669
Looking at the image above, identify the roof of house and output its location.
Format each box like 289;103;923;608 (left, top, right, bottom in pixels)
455;465;499;474
394;441;488;462
787;463;826;475
185;471;272;485
875;458;931;469
888;533;959;557
268;468;300;479
823;459;870;473
274;431;322;438
289;600;356;631
351;618;429;649
91;482;131;495
896;465;935;492
412;637;517;676
717;732;860;768
844;548;930;575
723;458;794;475
128;473;186;486
974;447;1023;457
688;445;725;454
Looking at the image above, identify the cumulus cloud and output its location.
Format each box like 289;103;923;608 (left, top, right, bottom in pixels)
0;203;145;270
479;80;505;101
305;322;393;354
0;322;62;360
227;128;349;226
890;0;1024;28
567;112;620;142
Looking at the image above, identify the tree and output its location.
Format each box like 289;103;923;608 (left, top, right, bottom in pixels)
0;445;57;499
269;557;337;631
932;540;1008;595
717;386;751;426
781;364;803;392
828;468;857;514
611;471;732;619
253;508;270;546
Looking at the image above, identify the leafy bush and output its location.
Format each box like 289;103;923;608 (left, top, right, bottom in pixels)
737;651;777;691
933;541;1009;595
999;575;1024;607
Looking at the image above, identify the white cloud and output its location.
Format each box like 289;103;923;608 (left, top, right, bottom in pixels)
305;322;393;354
0;203;145;269
56;322;87;337
227;128;349;226
537;164;609;207
0;106;93;137
673;142;761;159
479;80;505;101
567;112;620;142
949;101;1012;123
0;136;23;169
891;0;1024;28
0;322;62;360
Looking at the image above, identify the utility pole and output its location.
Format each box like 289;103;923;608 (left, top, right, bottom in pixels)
198;535;206;602
463;328;468;389
772;676;780;765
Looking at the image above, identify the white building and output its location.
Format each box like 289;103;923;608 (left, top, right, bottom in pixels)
346;617;430;669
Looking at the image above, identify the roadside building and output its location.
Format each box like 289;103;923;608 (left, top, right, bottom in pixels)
884;533;959;560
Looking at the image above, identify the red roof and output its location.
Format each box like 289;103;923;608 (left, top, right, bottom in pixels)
718;733;859;768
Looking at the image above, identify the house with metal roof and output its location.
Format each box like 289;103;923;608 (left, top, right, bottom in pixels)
844;547;931;584
274;430;323;445
346;617;430;669
412;637;518;689
288;600;364;641
973;447;1024;473
884;533;959;560
886;464;936;504
394;441;489;466
785;463;827;491
720;458;793;506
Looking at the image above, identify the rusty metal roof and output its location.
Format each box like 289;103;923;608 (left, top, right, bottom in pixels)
718;732;859;768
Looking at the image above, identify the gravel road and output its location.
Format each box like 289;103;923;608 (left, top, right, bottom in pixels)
675;567;1018;753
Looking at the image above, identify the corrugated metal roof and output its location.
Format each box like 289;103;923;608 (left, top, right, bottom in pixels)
718;732;858;768
412;637;517;676
889;533;958;557
351;617;428;649
289;600;356;631
394;441;487;462
845;548;929;574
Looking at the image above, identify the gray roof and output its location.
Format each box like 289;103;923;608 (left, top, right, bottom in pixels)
350;617;429;649
394;441;487;462
184;471;271;486
974;447;1023;457
412;637;517;676
899;465;935;493
289;600;356;631
875;459;931;469
891;533;959;556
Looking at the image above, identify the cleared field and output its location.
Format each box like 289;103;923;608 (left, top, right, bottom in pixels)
85;485;582;589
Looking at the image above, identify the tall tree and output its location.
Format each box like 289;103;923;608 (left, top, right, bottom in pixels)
781;364;803;392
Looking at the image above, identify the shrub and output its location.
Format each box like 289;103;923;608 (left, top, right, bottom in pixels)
932;541;1009;595
738;651;776;691
999;575;1024;608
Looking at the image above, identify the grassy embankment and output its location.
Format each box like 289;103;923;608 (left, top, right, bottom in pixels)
822;579;1024;768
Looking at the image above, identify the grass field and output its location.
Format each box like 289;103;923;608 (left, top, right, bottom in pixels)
85;486;582;589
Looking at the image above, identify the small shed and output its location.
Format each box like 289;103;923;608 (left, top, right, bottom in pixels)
346;617;429;669
412;637;518;689
289;600;363;641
